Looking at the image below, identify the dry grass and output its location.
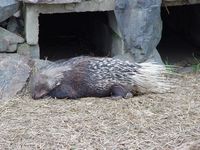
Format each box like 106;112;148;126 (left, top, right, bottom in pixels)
0;73;200;149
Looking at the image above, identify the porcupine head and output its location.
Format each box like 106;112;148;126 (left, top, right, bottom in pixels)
31;67;65;99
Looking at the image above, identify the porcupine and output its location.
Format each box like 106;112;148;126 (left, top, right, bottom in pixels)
32;56;172;99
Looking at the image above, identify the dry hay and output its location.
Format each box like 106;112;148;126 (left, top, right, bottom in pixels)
0;73;200;150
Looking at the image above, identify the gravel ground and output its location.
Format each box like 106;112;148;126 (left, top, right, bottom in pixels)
0;73;200;150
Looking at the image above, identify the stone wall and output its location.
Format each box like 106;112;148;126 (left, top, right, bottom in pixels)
1;0;200;99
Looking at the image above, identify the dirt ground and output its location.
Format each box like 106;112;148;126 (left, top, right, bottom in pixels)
0;73;200;150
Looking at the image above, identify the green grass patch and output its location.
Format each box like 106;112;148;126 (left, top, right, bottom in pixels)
192;53;200;73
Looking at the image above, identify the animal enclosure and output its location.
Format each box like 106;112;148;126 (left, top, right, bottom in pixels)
158;4;200;65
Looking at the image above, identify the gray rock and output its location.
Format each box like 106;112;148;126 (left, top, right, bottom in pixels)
0;26;24;52
17;43;40;58
17;43;31;57
0;26;24;44
0;39;9;52
0;54;31;99
114;48;164;65
13;10;21;18
30;44;40;59
19;0;81;4
8;43;17;52
7;17;18;33
32;58;53;71
114;53;135;63
114;0;163;63
0;21;8;28
7;16;24;36
0;0;19;23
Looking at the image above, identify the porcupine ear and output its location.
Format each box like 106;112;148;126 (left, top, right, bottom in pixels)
47;72;64;89
42;63;72;89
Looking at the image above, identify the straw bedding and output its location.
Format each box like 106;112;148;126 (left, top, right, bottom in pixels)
0;73;200;149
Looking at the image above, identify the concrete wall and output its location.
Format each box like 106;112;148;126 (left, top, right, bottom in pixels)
24;0;200;59
25;0;115;45
24;0;125;58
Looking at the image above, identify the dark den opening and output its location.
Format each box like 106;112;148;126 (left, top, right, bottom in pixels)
39;12;112;60
158;4;200;66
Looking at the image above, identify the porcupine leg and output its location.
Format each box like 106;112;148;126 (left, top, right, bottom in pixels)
48;84;78;99
111;85;133;99
48;87;68;99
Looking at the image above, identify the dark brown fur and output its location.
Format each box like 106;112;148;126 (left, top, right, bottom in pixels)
32;56;170;100
47;62;132;99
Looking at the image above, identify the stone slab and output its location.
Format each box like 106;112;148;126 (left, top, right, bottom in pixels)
20;0;81;4
24;0;115;45
0;27;24;44
17;43;40;58
0;54;31;99
0;0;19;23
0;39;9;52
20;0;200;6
8;44;17;52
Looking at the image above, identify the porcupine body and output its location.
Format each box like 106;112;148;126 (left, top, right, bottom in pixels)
32;56;171;99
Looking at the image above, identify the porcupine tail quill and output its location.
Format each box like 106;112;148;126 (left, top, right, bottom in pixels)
133;62;176;93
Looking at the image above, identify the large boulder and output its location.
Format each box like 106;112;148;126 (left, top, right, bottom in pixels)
0;27;24;52
114;0;163;63
0;54;31;99
0;0;19;23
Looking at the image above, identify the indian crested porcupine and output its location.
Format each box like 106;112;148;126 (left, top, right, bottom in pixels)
32;56;173;99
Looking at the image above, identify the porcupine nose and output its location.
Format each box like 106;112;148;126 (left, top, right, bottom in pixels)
32;92;44;100
32;93;39;100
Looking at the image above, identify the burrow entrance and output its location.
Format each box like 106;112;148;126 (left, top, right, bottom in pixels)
158;4;200;66
39;5;200;65
39;11;114;60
